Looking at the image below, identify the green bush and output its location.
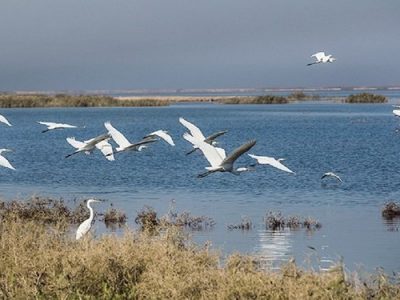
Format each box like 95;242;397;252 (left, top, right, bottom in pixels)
221;95;288;104
345;93;387;103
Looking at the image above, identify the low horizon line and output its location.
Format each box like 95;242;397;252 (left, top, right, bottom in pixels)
2;85;400;95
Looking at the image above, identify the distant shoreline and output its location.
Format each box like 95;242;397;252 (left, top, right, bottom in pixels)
0;92;392;108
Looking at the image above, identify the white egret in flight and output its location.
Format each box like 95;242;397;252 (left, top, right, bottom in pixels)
393;110;400;117
248;154;295;174
38;121;77;133
104;122;158;154
65;133;111;158
307;52;336;66
0;114;12;126
179;117;227;155
144;130;175;146
321;172;342;182
76;199;101;240
0;149;15;170
183;132;256;178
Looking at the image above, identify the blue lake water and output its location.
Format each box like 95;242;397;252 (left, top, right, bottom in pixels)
1;101;400;273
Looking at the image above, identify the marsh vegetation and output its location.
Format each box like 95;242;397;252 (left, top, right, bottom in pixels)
0;94;170;108
382;201;400;219
0;198;399;298
221;95;289;104
345;93;387;103
265;211;322;231
0;214;399;298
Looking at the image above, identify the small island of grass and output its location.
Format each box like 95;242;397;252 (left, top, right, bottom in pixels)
221;95;288;104
345;93;387;104
0;94;170;108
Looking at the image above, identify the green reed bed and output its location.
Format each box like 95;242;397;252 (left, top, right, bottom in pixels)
0;94;170;108
220;95;289;104
345;93;387;103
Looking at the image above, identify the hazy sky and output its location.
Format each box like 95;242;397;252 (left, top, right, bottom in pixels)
0;1;399;90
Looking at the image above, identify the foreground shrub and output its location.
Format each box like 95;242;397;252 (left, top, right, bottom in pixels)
345;93;387;103
0;218;399;298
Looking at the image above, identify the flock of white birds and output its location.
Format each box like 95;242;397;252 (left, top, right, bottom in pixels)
1;110;348;239
0;51;359;239
0;113;299;176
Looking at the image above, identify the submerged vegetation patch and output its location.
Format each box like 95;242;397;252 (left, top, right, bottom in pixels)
102;207;127;228
0;196;126;226
227;216;253;230
265;211;322;231
344;93;387;103
382;201;400;219
135;205;216;233
0;93;170;108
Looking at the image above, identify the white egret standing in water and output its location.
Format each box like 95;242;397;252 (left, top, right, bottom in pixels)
76;199;101;240
183;132;256;177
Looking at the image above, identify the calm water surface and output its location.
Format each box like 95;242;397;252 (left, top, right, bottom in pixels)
1;101;400;272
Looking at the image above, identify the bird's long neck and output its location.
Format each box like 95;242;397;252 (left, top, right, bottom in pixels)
87;202;94;222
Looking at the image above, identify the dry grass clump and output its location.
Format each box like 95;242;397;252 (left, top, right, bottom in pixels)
303;217;322;230
228;216;252;230
345;93;387;103
173;212;216;230
135;206;160;233
288;91;320;101
0;94;170;108
0;197;130;228
0;218;399;299
135;205;216;232
265;211;321;231
0;196;87;224
382;201;400;219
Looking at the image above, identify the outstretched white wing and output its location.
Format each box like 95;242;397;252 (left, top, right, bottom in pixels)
146;130;175;146
66;137;86;149
39;121;77;130
249;154;294;174
0;114;12;126
393;110;400;117
38;121;57;127
311;52;325;61
96;140;114;161
0;154;15;170
104;122;131;148
321;172;342;182
215;147;226;159
179;117;206;141
183;132;224;167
